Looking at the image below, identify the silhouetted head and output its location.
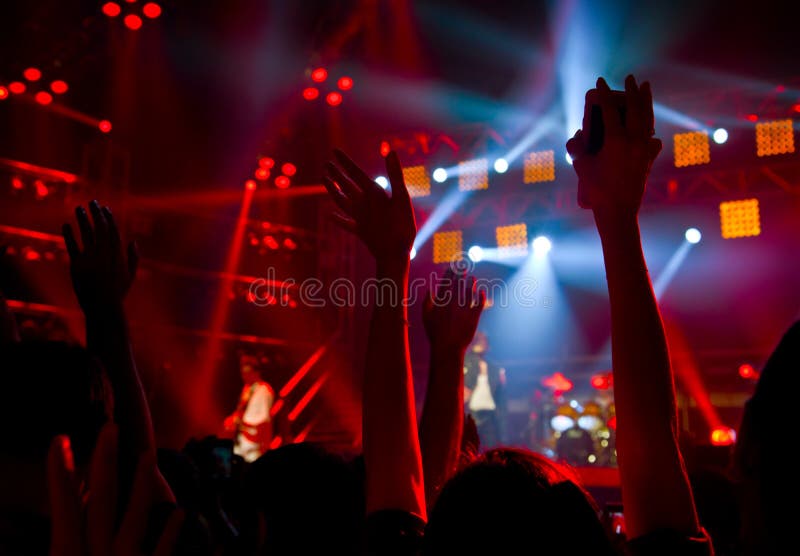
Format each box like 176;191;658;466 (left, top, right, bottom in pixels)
425;448;614;555
242;443;365;554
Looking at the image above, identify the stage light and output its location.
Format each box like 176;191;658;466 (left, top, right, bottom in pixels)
258;157;275;169
98;119;113;133
302;87;319;100
8;82;25;94
712;128;728;144
23;68;41;82
403;165;431;197
523;150;555;183
458;158;489;191
326;91;342;106
245;179;257;191
410;247;417;260
11;176;24;190
34;91;53;105
532;235;552;255
283;238;297;250
337;76;353;90
255;168;269;180
590;373;612;390
380;141;391;157
432;167;448;183
50;80;69;94
468;245;483;262
124;14;143;30
746;114;758;122
720;198;760;239
738;364;757;379
34;180;48;199
685;227;702;244
263;235;279;250
493;158;508;173
673;131;711;167
102;2;121;17
793;103;800;114
143;2;161;18
565;153;573;165
433;230;463;264
496;223;528;258
311;68;327;82
281;163;296;177
374;176;389;189
755;119;795;157
275;176;290;189
710;427;736;446
0;86;8;100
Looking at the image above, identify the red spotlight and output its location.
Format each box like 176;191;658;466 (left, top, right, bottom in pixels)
337;76;353;90
590;373;612;390
142;2;162;18
274;176;290;189
326;91;342;106
8;82;26;94
35;91;53;105
746;114;758;122
98;119;113;133
255;168;270;181
302;87;319;101
34;179;49;198
380;141;391;157
710;427;736;446
25;249;42;261
0;86;8;100
793;103;800;114
263;235;279;250
283;238;297;250
738;363;757;379
311;67;327;83
23;68;42;82
281;163;296;177
124;14;143;30
102;2;121;17
245;179;257;191
258;157;274;169
50;80;69;94
11;176;24;190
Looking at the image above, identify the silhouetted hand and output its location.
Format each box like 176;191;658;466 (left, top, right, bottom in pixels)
423;270;486;351
48;423;182;556
323;150;416;261
63;201;139;313
566;75;662;217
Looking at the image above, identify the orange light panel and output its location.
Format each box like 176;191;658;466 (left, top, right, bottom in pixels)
674;131;710;168
458;158;489;191
495;223;528;257
433;230;463;264
524;150;555;183
719;199;760;239
755;119;795;157
402;165;431;198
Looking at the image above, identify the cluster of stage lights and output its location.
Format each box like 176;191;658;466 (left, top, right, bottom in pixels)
245;157;296;191
0;67;69;107
302;67;353;107
102;1;162;30
8;175;52;200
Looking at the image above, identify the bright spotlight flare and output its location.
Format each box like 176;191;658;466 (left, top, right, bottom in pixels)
685;228;702;244
432;168;448;183
532;235;552;255
493;158;509;174
468;245;483;262
712;128;729;145
374;176;389;190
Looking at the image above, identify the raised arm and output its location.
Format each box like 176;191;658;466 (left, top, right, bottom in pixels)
567;76;700;539
323;150;425;520
419;270;484;507
63;202;154;460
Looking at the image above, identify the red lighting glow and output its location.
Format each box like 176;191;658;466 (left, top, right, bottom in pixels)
746;114;758;122
281;163;296;177
34;180;49;198
124;14;143;30
283;238;297;250
541;372;574;396
245;179;257;191
710;427;736;446
0;86;8;100
311;67;327;83
11;177;24;190
143;2;162;18
590;373;612;390
275;176;290;189
380;141;391;157
23;68;42;82
9;82;26;94
738;363;757;379
98;120;113;133
102;2;121;17
25;249;42;261
607;416;617;431
255;168;270;181
326;91;342;106
258;157;274;169
35;91;53;105
302;87;319;101
50;80;69;94
337;76;353;90
793;103;800;114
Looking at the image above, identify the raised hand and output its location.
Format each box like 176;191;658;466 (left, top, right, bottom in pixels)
566;75;662;217
62;200;139;313
323;150;416;261
48;423;182;556
422;270;486;352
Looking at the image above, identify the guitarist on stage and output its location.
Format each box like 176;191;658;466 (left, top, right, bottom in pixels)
223;354;275;462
